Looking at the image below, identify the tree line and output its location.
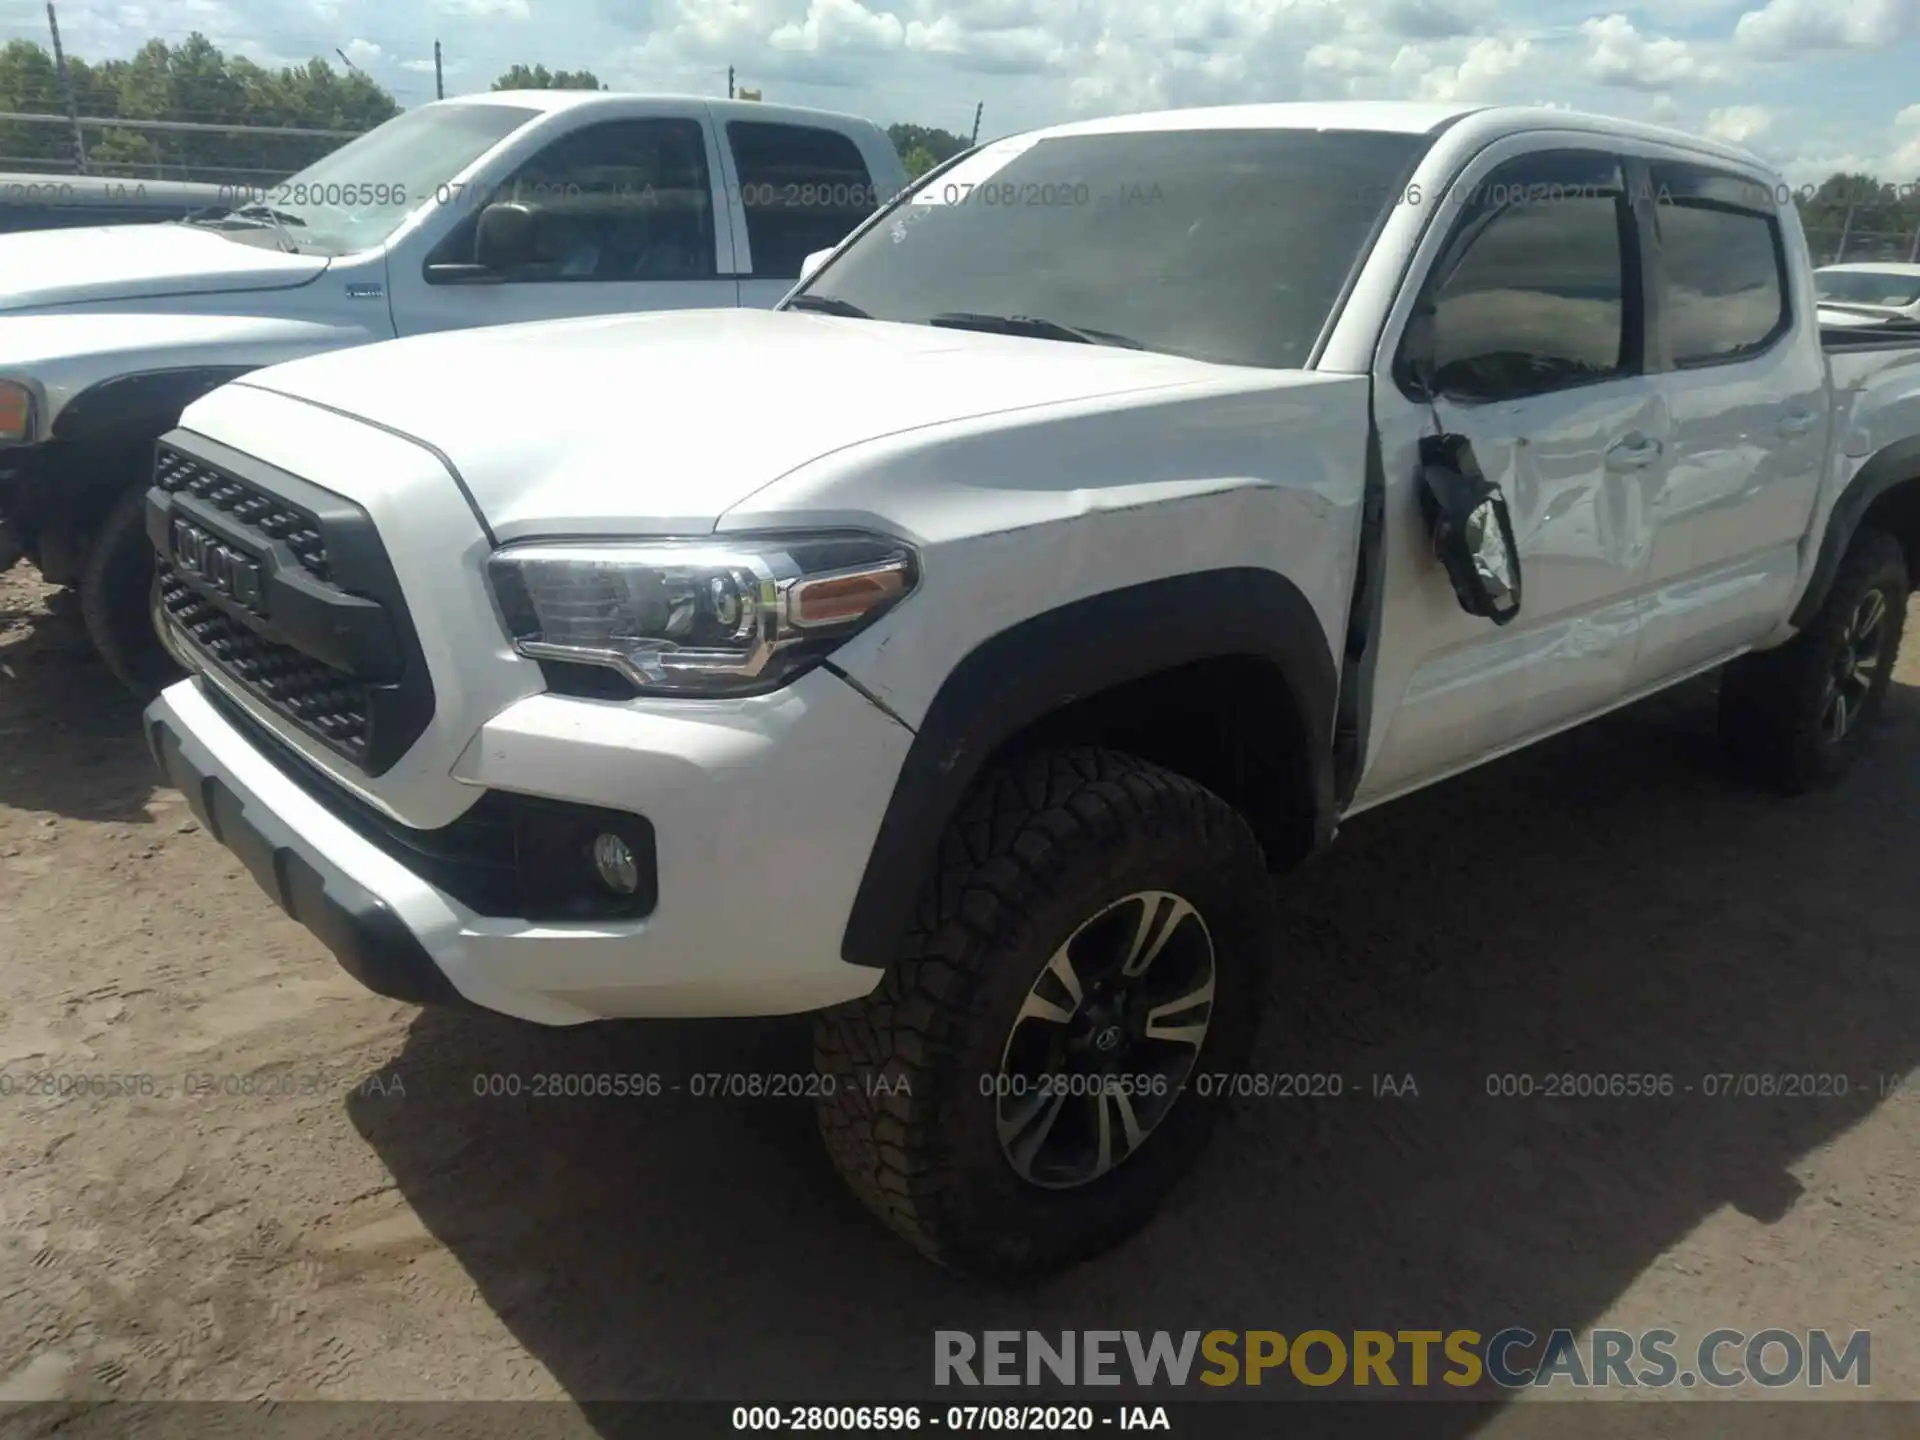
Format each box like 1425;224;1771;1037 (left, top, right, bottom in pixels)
0;33;1912;259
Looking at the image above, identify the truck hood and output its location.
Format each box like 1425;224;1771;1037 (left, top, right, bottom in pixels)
231;307;1248;537
0;222;329;313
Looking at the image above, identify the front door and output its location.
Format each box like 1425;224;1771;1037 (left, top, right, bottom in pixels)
1354;145;1667;807
388;109;739;335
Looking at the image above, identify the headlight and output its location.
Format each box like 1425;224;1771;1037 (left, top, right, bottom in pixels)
486;532;918;696
0;381;34;444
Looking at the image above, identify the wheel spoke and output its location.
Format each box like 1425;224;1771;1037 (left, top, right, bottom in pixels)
1095;1088;1146;1175
1016;944;1086;1026
1120;893;1197;979
1828;687;1852;741
1855;590;1887;644
1001;1088;1071;1173
1143;971;1215;1048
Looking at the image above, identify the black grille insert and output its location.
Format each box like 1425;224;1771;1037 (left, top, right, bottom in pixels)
155;444;331;581
147;430;436;775
160;570;372;756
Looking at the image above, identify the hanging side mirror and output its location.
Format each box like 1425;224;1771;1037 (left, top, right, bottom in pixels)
1417;432;1522;625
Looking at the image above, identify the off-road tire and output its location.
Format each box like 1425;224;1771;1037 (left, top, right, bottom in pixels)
1718;526;1908;793
81;483;183;699
813;746;1278;1281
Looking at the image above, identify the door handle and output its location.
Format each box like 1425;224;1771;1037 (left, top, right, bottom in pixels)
1604;435;1663;471
1778;411;1817;438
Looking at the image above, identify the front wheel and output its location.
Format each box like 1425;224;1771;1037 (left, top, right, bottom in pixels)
81;484;184;699
813;746;1277;1281
1718;526;1909;793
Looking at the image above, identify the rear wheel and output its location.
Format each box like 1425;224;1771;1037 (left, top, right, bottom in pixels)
813;746;1278;1281
81;483;184;699
1719;526;1908;793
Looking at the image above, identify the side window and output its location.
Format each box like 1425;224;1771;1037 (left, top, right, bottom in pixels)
726;121;879;279
432;118;717;283
1415;155;1633;403
1648;169;1789;366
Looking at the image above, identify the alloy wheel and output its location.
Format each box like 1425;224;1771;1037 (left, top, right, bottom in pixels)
994;890;1216;1190
1821;586;1891;742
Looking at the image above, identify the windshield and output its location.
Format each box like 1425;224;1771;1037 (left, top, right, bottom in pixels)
1815;269;1920;309
787;127;1430;369
209;103;540;255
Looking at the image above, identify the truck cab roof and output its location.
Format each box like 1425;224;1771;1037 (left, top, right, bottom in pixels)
437;88;893;135
1021;100;1772;175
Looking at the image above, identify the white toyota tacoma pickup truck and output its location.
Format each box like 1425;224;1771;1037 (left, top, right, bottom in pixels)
140;101;1920;1280
0;90;903;693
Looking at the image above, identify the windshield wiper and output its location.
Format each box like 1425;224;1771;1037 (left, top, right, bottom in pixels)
926;312;1146;349
783;293;871;318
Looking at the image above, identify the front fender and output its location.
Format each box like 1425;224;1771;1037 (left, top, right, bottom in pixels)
837;568;1341;970
0;312;386;443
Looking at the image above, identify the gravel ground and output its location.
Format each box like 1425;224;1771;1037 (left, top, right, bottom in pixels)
1;561;1916;1426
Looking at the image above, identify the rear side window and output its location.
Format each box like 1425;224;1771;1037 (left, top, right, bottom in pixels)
727;121;879;278
1651;184;1789;366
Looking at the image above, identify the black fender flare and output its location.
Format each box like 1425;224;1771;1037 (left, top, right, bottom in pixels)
838;567;1340;969
1792;434;1920;628
50;365;258;446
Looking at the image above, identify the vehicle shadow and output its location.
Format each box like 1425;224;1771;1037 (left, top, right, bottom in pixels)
0;573;160;824
347;674;1920;1426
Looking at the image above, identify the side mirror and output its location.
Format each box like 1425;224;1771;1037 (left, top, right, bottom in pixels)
798;247;834;282
1417;433;1521;625
474;201;538;271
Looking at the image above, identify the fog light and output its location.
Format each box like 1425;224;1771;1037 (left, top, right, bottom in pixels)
590;832;640;896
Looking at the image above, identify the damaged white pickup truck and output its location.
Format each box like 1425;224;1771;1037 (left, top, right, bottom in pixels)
141;101;1920;1280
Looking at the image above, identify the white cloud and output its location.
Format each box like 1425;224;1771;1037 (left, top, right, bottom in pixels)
1406;34;1532;101
1581;14;1727;90
770;0;905;54
433;0;530;17
343;37;382;65
1703;103;1772;143
1734;0;1920;59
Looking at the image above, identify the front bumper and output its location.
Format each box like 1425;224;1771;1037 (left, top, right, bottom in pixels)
145;670;913;1025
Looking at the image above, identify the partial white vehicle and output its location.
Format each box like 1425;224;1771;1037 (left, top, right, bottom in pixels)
1816;260;1920;327
0;91;905;692
142;102;1920;1279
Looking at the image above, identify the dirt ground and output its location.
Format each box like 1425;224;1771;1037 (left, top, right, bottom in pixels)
1;559;1917;1427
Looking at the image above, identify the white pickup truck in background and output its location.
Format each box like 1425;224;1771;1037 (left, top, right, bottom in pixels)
141;101;1920;1280
0;90;905;692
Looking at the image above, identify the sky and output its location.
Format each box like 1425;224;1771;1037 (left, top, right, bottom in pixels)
0;0;1916;184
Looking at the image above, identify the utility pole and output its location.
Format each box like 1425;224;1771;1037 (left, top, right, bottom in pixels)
728;65;735;99
45;4;87;175
334;47;366;78
433;40;444;100
970;101;983;146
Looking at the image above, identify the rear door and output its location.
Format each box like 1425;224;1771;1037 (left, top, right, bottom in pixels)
387;106;739;335
716;118;886;308
1623;157;1830;687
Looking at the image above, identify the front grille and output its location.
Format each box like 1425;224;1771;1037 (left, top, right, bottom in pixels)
148;431;436;775
158;569;371;757
154;445;331;581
